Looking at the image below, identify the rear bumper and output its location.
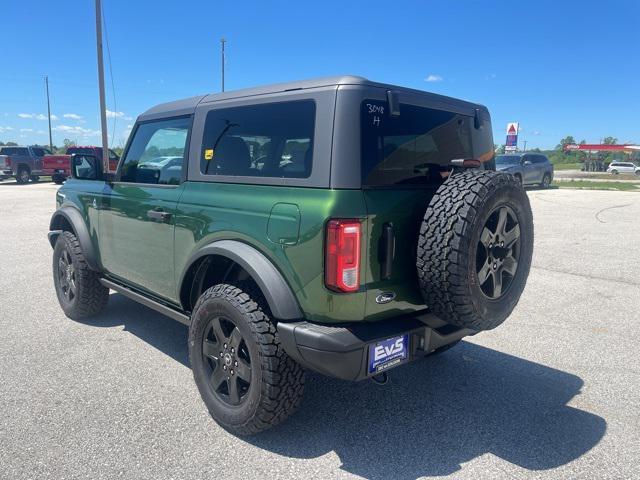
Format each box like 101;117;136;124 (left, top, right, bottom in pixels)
277;312;473;381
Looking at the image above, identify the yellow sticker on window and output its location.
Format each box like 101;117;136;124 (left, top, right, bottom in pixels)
204;149;214;160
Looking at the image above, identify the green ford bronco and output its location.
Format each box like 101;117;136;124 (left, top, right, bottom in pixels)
49;76;533;435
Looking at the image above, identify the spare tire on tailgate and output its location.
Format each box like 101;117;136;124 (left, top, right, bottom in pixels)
417;169;533;331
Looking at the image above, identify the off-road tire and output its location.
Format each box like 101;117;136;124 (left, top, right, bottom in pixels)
189;284;304;435
53;231;109;319
16;167;30;184
417;170;534;331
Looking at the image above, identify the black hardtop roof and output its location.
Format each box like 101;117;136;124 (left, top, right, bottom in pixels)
138;75;487;121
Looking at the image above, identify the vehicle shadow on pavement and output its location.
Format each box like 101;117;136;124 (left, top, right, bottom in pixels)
250;344;606;479
90;294;606;479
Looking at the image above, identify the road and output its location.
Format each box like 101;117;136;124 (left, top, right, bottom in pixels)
1;182;639;479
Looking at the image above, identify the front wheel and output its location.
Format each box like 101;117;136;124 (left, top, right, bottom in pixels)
53;231;109;319
189;284;305;435
52;174;65;184
611;170;618;175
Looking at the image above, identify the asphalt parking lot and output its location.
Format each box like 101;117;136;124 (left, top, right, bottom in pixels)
1;181;638;479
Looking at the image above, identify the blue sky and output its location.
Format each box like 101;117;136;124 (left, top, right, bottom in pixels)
1;0;638;149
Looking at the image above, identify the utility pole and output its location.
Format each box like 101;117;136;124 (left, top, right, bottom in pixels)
45;76;53;152
95;0;109;173
522;140;527;152
220;37;226;92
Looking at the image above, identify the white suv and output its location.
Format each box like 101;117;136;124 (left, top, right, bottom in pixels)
607;162;640;175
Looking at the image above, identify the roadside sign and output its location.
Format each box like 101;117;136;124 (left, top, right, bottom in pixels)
505;122;519;152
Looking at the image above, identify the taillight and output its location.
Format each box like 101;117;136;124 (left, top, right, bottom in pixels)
325;219;361;293
5;156;11;167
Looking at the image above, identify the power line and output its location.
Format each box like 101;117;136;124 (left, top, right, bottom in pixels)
45;76;53;151
102;1;117;148
221;38;226;92
95;0;109;172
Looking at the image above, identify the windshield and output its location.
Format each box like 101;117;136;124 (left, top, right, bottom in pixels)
495;155;521;165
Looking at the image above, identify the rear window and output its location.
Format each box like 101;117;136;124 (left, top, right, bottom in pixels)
31;147;51;157
361;101;474;187
0;147;28;156
200;100;315;179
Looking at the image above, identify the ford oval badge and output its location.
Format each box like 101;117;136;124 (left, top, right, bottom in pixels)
375;292;396;304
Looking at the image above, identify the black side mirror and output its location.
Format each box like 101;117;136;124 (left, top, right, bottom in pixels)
71;154;101;180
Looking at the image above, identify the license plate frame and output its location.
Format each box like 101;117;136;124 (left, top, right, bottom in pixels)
367;334;409;375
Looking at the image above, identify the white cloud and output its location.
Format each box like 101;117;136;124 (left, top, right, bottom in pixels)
20;128;34;132
63;113;83;120
485;73;497;80
18;113;57;121
425;74;443;82
106;110;125;118
53;125;101;137
0;126;14;133
533;131;541;136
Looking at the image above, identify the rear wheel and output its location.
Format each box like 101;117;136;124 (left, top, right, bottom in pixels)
52;174;65;184
417;170;534;331
540;173;551;188
16;167;30;184
189;284;304;435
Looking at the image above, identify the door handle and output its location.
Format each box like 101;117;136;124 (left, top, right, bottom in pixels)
146;209;172;222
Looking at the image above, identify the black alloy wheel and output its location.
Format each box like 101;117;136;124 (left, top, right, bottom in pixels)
57;248;77;302
202;315;252;406
476;205;521;299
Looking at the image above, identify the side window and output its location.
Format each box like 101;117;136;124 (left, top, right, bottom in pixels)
200;100;315;178
108;149;119;161
120;117;190;185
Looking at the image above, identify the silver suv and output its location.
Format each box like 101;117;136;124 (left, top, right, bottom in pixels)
495;153;554;188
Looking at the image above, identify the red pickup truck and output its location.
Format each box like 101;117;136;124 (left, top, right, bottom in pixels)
43;146;120;184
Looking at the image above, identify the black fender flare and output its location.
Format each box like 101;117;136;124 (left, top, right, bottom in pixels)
49;207;101;271
181;240;303;321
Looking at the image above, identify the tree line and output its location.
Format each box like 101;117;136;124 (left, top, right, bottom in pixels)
495;135;637;164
